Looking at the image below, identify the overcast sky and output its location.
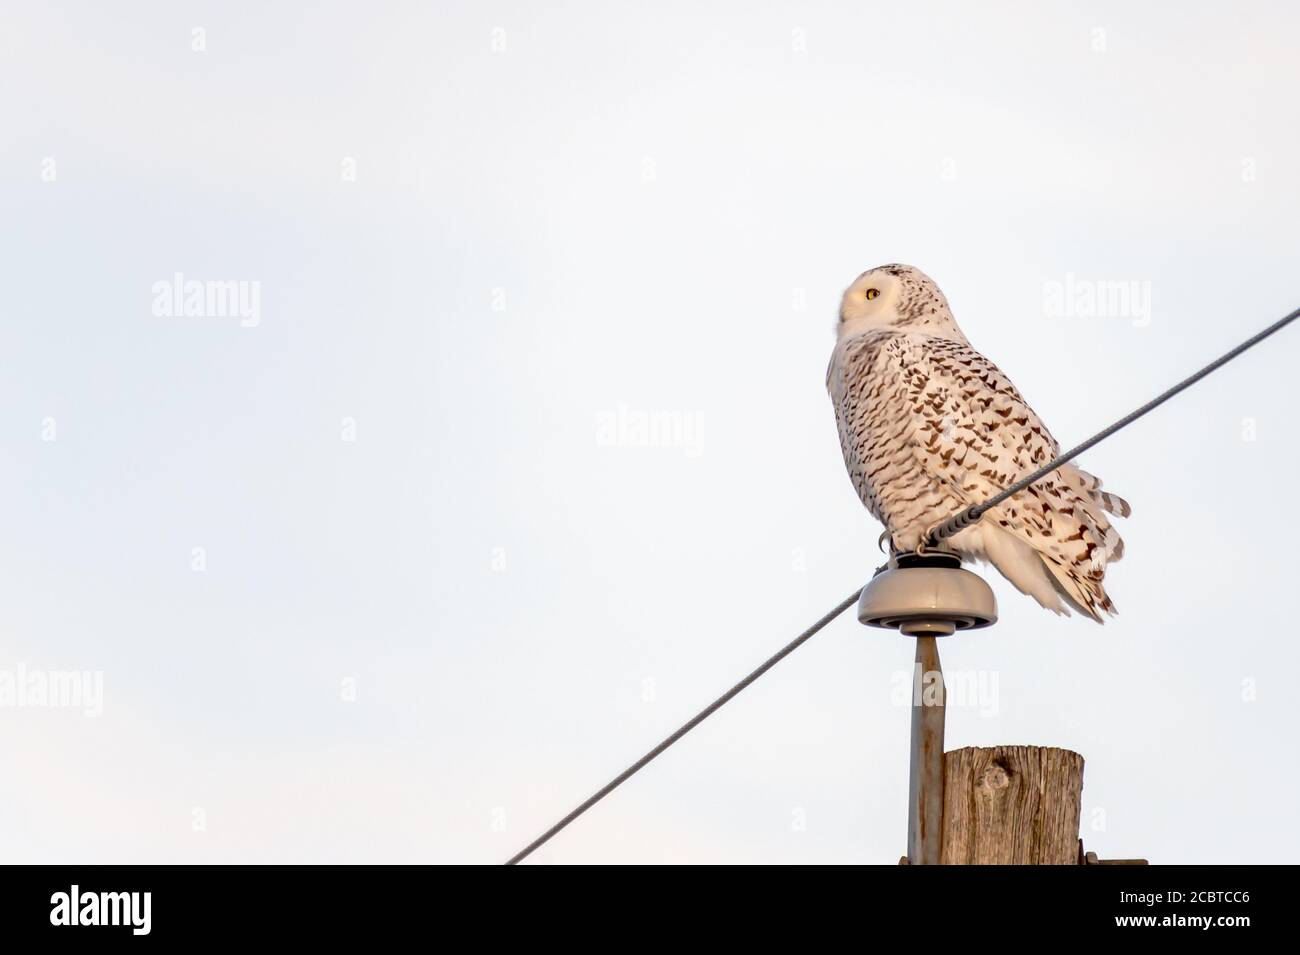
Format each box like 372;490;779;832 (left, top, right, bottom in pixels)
3;1;1298;863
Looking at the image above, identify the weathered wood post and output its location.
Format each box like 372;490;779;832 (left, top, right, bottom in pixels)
940;745;1084;864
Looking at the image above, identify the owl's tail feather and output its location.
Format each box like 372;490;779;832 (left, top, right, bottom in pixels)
962;500;1121;624
1038;554;1115;623
1064;464;1132;518
1037;483;1123;623
1100;491;1131;518
962;523;1070;617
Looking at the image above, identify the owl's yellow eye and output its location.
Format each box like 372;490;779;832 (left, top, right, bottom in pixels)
865;288;880;300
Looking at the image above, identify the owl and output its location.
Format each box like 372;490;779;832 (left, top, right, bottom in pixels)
826;264;1129;621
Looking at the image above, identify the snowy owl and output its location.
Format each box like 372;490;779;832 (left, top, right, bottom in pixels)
826;264;1130;621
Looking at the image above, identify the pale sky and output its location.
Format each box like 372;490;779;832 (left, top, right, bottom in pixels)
2;1;1298;863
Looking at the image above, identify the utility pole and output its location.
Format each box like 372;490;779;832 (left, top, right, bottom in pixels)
858;551;1144;865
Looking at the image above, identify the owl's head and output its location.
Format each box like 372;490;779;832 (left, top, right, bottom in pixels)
837;264;963;340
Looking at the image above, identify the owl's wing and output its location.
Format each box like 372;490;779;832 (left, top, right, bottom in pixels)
897;335;1128;620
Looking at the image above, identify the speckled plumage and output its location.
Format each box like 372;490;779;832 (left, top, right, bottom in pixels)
827;265;1129;621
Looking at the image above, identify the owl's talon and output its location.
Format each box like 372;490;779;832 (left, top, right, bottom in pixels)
916;522;944;557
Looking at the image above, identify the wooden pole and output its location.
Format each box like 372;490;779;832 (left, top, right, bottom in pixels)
907;636;945;865
940;745;1084;865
